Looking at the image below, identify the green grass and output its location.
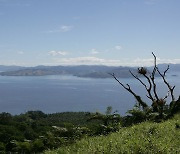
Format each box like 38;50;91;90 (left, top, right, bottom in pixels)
45;114;180;154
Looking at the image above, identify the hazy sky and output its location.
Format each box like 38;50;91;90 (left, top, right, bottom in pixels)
0;0;180;66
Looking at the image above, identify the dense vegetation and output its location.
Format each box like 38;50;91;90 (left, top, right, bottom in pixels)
0;106;179;153
46;113;180;154
0;111;100;153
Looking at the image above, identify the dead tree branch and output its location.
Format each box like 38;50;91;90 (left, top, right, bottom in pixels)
129;70;154;102
151;52;159;101
109;73;148;109
155;64;175;101
110;52;178;117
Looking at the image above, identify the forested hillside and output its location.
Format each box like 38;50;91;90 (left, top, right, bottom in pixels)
0;111;98;153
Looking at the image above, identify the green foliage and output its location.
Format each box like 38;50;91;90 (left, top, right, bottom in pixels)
12;141;31;153
0;110;101;153
26;110;47;120
32;139;45;152
1;107;179;153
105;106;112;115
123;96;180;126
88;106;122;135
0;112;12;124
169;96;180;116
46;113;180;154
0;142;5;154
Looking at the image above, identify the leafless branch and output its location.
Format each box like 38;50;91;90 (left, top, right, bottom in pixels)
151;52;159;101
156;65;175;101
129;70;154;101
163;90;170;101
109;73;148;109
109;52;178;116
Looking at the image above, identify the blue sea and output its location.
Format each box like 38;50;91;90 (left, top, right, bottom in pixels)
0;72;179;115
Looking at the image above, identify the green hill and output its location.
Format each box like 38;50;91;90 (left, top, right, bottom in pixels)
46;113;180;154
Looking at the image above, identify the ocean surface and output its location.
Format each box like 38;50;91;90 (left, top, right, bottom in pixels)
0;72;179;115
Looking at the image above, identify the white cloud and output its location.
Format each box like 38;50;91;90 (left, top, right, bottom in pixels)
17;51;24;54
60;25;73;32
0;56;180;67
132;58;180;66
53;57;122;66
45;25;73;33
115;45;122;50
51;56;180;66
103;45;123;52
48;50;68;56
90;49;99;55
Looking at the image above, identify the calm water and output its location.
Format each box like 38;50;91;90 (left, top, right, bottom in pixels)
0;72;179;115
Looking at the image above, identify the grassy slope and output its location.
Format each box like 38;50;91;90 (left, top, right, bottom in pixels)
46;113;180;154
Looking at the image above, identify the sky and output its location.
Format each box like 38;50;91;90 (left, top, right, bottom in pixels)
0;0;180;66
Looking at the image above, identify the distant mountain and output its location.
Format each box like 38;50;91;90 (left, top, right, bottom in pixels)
0;65;137;78
0;64;179;78
157;64;180;72
0;65;25;72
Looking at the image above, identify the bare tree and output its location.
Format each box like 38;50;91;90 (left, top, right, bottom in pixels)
109;52;179;116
